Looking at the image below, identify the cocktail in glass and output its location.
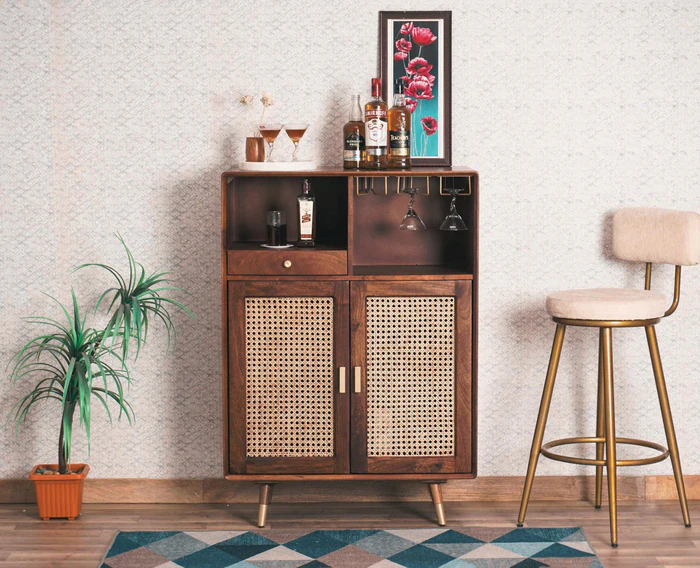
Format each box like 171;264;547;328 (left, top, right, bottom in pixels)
285;124;308;162
258;124;284;162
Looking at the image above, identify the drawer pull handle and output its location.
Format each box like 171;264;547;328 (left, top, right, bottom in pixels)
339;367;346;393
354;366;362;393
283;260;292;268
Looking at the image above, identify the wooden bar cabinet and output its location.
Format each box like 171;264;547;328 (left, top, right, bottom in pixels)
221;167;479;526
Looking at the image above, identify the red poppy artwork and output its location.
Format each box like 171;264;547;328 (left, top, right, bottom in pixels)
404;76;433;100
396;38;412;53
382;12;451;164
411;26;438;46
406;57;433;76
421;116;438;135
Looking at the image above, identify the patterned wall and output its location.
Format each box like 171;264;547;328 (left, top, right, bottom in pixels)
1;1;699;479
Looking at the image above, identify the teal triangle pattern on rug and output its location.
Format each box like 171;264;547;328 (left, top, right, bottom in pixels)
101;527;601;567
424;529;484;544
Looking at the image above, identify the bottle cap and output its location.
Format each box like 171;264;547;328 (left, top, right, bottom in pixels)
371;78;381;88
395;80;405;94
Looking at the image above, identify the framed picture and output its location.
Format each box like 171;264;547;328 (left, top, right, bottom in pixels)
380;11;452;167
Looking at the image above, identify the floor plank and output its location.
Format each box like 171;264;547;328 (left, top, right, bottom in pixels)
0;500;696;567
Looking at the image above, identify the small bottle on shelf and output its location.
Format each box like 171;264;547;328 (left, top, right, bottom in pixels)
363;78;388;169
387;80;411;169
297;178;316;247
343;95;365;169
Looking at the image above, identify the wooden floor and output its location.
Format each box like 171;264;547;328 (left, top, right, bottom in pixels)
0;500;697;567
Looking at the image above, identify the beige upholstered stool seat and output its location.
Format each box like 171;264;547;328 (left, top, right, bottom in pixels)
546;288;667;321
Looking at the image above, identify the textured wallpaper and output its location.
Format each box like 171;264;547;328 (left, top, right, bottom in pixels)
1;0;699;479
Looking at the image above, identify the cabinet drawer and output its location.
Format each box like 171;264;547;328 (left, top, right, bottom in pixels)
227;247;347;276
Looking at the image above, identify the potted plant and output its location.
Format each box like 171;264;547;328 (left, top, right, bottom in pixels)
8;237;192;520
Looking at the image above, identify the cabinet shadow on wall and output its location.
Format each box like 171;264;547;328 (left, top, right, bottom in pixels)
161;163;225;478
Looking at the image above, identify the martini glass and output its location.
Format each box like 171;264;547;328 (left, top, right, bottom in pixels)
285;124;309;161
258;124;284;162
399;187;426;231
440;188;468;231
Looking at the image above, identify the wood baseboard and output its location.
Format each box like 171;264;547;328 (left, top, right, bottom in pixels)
2;475;698;504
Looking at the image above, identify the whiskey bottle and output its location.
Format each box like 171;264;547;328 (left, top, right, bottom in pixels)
387;80;411;169
363;78;388;169
297;178;316;247
343;95;365;169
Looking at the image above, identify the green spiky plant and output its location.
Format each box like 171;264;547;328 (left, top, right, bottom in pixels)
8;237;193;475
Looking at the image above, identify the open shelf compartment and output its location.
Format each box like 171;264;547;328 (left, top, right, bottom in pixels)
225;175;348;249
351;175;475;276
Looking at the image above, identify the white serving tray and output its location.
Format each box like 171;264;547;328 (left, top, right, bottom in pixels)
238;161;317;171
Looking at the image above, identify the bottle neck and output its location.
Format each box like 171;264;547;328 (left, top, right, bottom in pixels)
349;95;362;121
393;93;405;107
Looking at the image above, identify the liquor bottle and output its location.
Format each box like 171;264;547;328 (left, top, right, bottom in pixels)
363;78;388;169
297;178;316;247
343;95;365;169
387;80;411;169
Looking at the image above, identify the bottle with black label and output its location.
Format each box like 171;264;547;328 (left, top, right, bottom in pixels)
343;95;364;169
387;80;411;169
297;178;316;247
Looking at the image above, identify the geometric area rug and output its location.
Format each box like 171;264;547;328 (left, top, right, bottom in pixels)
101;528;603;567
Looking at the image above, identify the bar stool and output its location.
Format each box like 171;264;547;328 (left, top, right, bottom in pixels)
517;207;700;547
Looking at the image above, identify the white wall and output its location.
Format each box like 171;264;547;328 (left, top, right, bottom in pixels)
1;0;699;479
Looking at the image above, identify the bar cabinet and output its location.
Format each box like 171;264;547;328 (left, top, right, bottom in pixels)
221;167;479;526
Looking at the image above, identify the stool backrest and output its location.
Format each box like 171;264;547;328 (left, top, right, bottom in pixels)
612;208;700;266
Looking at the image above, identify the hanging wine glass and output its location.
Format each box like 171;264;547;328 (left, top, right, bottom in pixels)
399;186;426;231
440;188;468;231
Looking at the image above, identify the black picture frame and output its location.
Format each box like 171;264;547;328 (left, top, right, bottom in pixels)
380;11;452;166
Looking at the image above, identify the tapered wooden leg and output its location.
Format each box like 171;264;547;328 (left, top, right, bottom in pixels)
595;329;605;509
428;483;446;526
646;325;691;528
602;327;618;547
257;483;275;528
517;324;566;526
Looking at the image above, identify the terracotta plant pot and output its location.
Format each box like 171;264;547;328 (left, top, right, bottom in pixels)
29;464;89;520
245;137;265;162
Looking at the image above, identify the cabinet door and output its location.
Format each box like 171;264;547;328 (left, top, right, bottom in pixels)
228;281;349;475
350;281;473;474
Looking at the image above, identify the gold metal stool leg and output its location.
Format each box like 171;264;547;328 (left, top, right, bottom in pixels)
595;329;605;509
646;325;691;528
517;323;567;527
601;327;618;547
428;482;446;526
257;483;275;528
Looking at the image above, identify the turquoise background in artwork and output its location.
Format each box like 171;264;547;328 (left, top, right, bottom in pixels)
392;19;441;158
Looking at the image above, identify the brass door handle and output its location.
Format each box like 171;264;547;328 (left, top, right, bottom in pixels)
339;367;346;393
354;366;362;393
283;260;292;268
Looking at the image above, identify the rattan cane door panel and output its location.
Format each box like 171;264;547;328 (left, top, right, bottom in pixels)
228;281;349;475
350;281;473;474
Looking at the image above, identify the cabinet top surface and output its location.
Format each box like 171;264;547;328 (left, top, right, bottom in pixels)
222;166;478;178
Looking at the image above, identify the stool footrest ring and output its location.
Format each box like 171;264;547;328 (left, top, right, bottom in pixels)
540;436;669;467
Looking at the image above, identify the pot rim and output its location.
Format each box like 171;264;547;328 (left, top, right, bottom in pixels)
29;464;90;481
